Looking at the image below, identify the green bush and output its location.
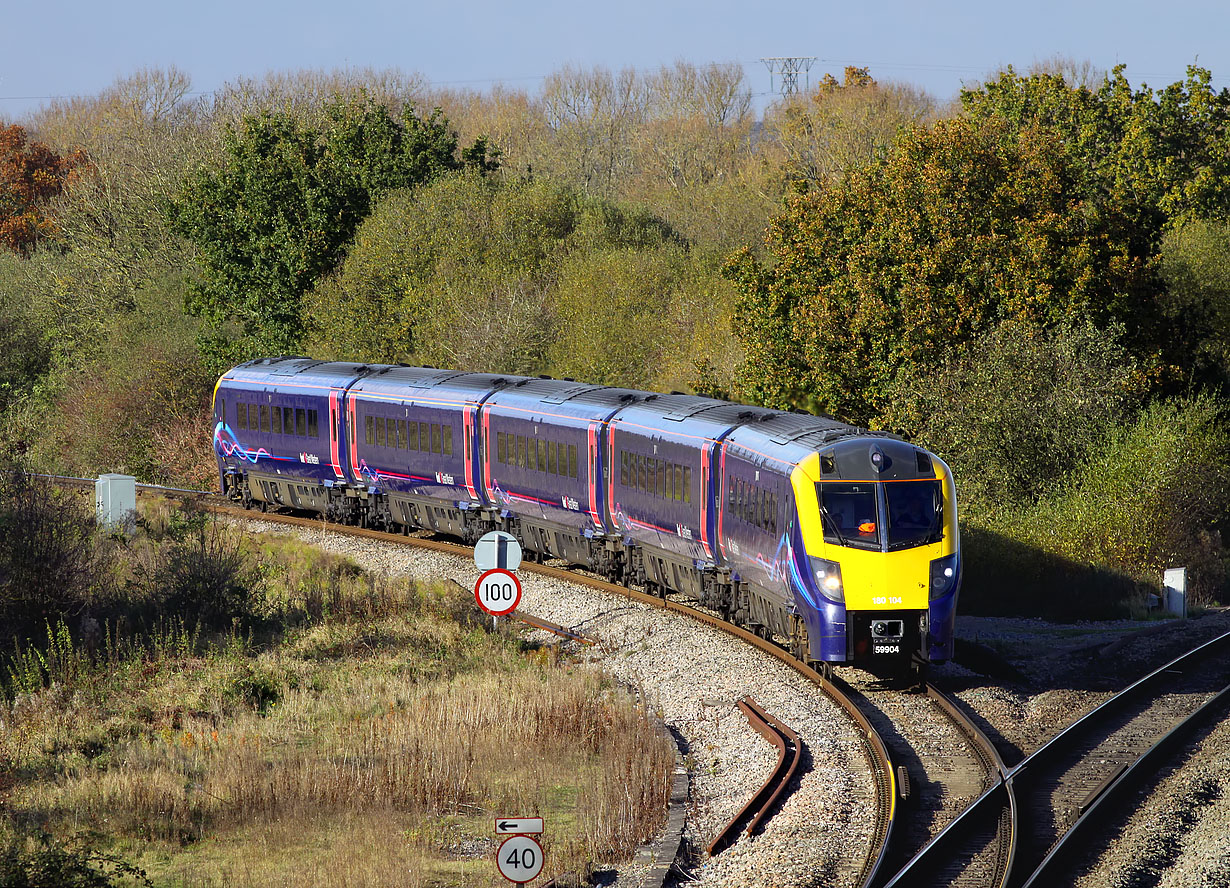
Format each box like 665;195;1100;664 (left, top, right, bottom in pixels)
129;516;262;630
971;394;1230;610
0;831;149;888
887;316;1144;514
0;470;109;643
960;525;1151;619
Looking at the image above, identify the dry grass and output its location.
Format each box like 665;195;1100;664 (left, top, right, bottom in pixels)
0;523;673;886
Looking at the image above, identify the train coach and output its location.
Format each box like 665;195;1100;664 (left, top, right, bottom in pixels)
213;357;960;675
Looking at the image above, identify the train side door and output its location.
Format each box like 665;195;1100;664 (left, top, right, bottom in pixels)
699;438;719;563
328;390;345;481
587;422;603;531
462;404;480;503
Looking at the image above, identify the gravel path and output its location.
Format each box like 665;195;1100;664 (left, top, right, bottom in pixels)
233;518;877;888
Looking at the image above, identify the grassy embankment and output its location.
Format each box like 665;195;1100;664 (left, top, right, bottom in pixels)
0;486;672;887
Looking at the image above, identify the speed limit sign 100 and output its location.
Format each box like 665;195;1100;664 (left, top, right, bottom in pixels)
475;568;522;616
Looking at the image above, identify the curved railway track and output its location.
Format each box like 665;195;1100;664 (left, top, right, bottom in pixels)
835;675;1013;888
44;475;901;888
706;696;802;857
886;630;1230;887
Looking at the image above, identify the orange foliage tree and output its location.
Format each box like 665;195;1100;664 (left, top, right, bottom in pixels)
0;124;87;256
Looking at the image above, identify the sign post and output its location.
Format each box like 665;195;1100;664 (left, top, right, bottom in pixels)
495;817;544;835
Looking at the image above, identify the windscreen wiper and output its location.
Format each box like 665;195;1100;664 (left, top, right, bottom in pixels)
818;505;848;547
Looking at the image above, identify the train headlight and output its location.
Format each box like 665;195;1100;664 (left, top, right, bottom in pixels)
810;557;844;602
929;554;959;600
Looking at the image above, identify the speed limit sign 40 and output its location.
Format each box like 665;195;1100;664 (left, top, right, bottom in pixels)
496;834;543;883
475;568;522;616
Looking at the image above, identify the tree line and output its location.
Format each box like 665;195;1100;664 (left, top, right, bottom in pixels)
1;60;1227;611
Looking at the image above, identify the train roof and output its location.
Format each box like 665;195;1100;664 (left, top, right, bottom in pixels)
223;357;370;389
485;377;649;423
612;393;782;445
351;367;533;403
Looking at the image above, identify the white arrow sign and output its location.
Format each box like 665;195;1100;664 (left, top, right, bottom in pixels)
496;834;544;883
495;817;544;835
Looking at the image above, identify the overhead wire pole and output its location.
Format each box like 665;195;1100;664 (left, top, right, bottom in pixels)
761;57;818;97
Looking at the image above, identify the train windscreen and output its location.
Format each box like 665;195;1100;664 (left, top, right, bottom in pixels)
817;483;880;549
886;480;942;550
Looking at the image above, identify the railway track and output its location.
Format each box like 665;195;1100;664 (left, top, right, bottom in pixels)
40;475;901;888
835;674;1012;888
707;696;802;857
885;630;1230;887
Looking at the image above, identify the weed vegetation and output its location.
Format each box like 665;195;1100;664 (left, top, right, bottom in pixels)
0;487;672;886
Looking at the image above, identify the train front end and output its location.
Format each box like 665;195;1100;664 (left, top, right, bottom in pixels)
791;437;960;675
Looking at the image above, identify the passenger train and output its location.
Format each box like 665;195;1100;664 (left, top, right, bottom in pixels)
212;358;961;675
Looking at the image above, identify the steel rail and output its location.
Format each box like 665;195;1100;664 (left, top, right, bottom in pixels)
885;630;1230;888
706;696;803;857
38;474;900;888
1020;678;1230;887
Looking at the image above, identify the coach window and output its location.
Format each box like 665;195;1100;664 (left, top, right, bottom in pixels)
295;408;306;436
683;467;691;503
665;463;674;500
237;403;248;430
387;418;395;448
568;443;577;479
416;422;427;452
308;410;318;437
443;425;452;456
548;439;558;474
397;419;406;449
658;461;667;498
535;439;544;473
365;415;375;445
430;423;441;454
272;406;283;435
259;405;270;433
376;416;385;447
553;442;563;475
497;432;507;464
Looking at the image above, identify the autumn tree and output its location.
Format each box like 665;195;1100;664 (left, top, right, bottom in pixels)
731;64;1230;425
170;95;466;361
726;115;1151;424
0;125;86;256
767;67;933;191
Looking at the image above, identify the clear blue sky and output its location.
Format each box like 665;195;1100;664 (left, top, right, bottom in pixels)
3;0;1227;121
